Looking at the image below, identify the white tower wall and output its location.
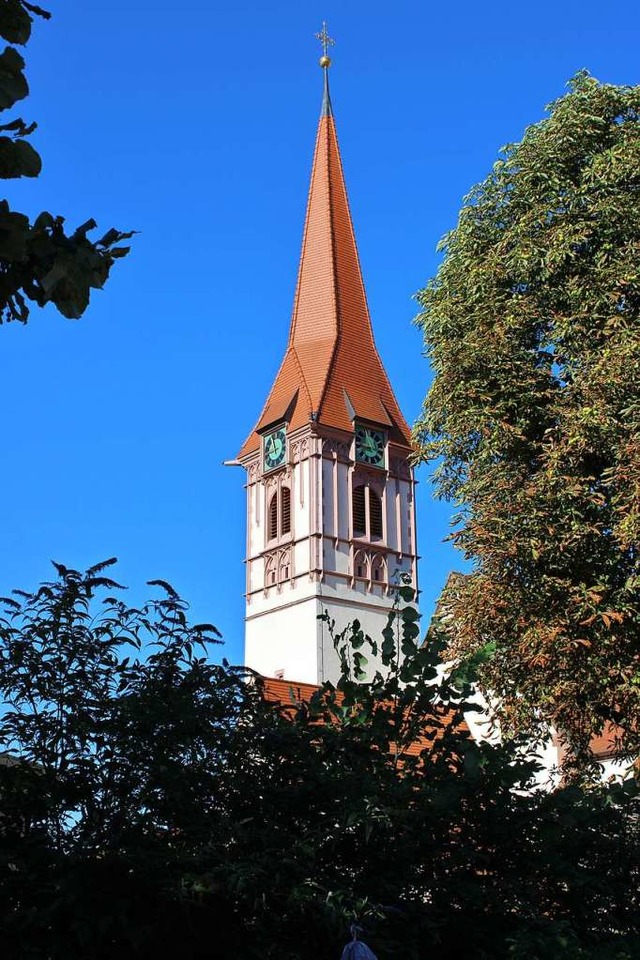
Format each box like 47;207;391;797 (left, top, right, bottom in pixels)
243;428;418;684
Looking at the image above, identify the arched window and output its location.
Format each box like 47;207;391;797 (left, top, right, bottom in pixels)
354;548;368;580
267;486;292;542
264;555;277;587
371;554;386;584
278;549;290;583
352;483;384;542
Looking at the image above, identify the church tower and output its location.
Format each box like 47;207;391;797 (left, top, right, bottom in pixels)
236;34;418;685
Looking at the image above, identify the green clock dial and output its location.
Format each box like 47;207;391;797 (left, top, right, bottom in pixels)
263;427;287;471
355;425;385;468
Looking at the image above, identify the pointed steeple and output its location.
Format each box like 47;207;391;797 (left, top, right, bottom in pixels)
238;44;411;459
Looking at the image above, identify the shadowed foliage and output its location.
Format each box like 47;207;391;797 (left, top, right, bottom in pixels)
0;563;637;958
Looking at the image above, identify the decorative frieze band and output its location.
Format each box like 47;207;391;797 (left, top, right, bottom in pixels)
322;437;351;460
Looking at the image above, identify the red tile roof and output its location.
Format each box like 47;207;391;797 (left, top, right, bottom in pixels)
261;676;470;760
589;723;625;760
238;87;412;459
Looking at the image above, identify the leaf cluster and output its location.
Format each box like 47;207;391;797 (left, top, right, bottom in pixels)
414;73;640;764
0;2;132;323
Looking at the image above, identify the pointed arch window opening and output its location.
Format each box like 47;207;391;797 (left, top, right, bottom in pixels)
354;548;369;581
279;553;291;583
352;482;384;543
266;482;293;546
264;555;277;589
371;553;387;586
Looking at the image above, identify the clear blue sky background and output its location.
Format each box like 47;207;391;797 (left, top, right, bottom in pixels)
1;0;637;665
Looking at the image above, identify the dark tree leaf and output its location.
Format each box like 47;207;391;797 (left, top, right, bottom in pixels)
0;134;41;176
0;45;28;109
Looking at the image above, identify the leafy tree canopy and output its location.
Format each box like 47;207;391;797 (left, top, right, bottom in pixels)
1;561;638;959
414;72;640;765
0;1;132;323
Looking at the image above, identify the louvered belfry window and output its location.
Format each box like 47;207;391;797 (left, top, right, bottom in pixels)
369;490;383;540
352;485;366;537
268;487;291;542
281;486;291;535
268;493;278;541
352;483;384;541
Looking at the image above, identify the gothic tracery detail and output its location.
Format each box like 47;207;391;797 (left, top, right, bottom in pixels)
263;546;293;592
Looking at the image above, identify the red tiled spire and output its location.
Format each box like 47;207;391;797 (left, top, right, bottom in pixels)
238;70;412;459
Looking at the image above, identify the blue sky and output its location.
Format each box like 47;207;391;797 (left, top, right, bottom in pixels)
1;0;637;665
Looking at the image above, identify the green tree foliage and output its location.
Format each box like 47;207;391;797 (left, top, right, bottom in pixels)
1;562;638;958
0;2;132;322
414;73;640;765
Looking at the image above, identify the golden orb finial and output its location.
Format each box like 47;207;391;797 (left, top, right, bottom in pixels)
315;21;334;68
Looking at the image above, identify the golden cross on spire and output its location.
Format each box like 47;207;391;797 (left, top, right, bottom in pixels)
315;21;335;68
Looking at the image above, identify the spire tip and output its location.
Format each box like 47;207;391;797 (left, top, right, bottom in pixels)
315;21;334;69
315;21;335;116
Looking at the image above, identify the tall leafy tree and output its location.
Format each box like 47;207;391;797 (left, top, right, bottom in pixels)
1;562;638;958
414;73;640;765
0;1;132;323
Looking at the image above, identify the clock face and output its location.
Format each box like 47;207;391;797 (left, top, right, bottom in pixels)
263;427;287;472
355;425;386;468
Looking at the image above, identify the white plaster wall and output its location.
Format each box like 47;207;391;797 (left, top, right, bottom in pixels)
248;575;317;617
246;576;414;685
461;696;634;789
318;593;407;683
598;756;634;781
245;596;321;683
292;540;309;577
334;540;350;576
242;434;419;686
